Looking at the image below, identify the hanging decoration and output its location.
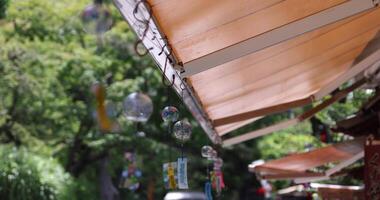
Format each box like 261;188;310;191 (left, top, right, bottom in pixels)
80;1;113;35
173;120;192;142
119;151;142;191
211;157;225;196
91;83;120;133
177;157;189;189
161;106;179;122
163;162;178;190
201;145;225;197
123;92;153;122
202;145;217;160
205;181;213;200
202;145;216;200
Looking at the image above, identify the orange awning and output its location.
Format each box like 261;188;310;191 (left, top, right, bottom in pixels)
250;137;365;182
115;0;380;144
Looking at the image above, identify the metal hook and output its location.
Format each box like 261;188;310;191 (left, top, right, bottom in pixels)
133;0;152;24
161;53;176;87
134;40;152;56
158;43;167;56
162;74;175;87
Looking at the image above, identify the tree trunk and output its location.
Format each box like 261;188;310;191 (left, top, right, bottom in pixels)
99;156;119;200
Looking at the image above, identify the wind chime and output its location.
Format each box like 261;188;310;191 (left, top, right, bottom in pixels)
87;0;228;195
82;0;154;191
119;150;143;191
80;0;113;47
201;145;225;199
160;79;192;190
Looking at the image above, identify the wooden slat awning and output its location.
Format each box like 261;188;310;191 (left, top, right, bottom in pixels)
250;137;365;182
115;0;380;144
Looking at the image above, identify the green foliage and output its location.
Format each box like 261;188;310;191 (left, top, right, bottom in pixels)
257;122;322;160
0;145;73;200
0;0;9;19
316;89;373;125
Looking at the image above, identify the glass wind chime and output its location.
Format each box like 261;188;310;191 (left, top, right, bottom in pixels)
82;0;155;193
91;81;152;189
119;150;143;191
161;87;192;190
201;146;225;199
80;0;113;47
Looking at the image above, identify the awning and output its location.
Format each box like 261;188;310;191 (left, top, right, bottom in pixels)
114;0;380;144
278;183;364;200
249;137;365;183
333;91;380;137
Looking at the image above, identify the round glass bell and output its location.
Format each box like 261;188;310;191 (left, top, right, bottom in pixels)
135;131;146;137
161;106;179;122
123;92;153;122
81;3;113;35
201;145;214;158
213;157;223;169
210;149;218;160
173;120;192;142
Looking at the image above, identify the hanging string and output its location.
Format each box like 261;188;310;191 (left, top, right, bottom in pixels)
180;80;186;159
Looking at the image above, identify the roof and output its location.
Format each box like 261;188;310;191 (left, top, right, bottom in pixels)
250;137;365;183
115;0;380;144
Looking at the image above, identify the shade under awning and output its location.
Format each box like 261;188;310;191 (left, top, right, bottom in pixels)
250;137;365;183
115;0;380;144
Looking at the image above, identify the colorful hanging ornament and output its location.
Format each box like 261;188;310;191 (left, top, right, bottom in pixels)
202;145;217;199
123;92;153;123
205;181;213;200
173;120;192;142
81;3;113;35
212;157;225;196
161;106;179;122
213;157;223;169
119;151;142;191
163;162;178;189
177;157;189;189
201;146;215;159
91;83;120;133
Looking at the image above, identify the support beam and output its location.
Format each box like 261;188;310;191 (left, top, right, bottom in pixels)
262;172;325;181
213;98;311;127
294;176;330;184
181;0;377;77
222;78;367;147
213;47;380;127
298;78;366;121
113;0;222;144
293;151;364;183
325;151;364;176
222;119;299;147
314;49;380;100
